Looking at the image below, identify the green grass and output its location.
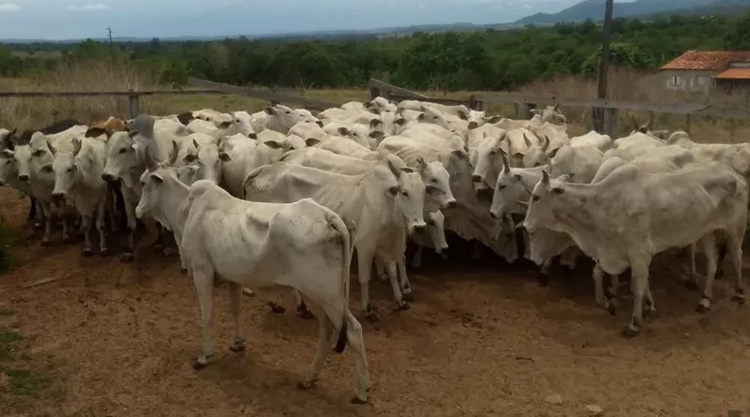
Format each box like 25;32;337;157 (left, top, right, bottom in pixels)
0;366;52;398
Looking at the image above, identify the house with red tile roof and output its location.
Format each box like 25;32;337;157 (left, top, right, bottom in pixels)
659;50;750;93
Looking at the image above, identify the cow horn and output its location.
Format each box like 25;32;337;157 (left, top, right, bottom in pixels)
523;133;532;148
542;170;550;184
629;115;639;131
168;140;179;166
145;142;158;172
501;147;511;174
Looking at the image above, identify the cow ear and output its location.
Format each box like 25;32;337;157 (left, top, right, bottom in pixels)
548;147;561;160
41;163;53;173
263;140;283;149
416;156;427;172
72;138;82;156
85;127;106;138
150;173;164;184
458;110;469;120
315;120;324;127
248;133;258;140
387;158;402;179
388;185;399;196
468;121;478;130
192;138;200;150
451;149;468;160
337;127;350;136
128;130;139;139
417;113;426;121
513;174;522;181
219;152;232;162
551;187;564;195
183;153;197;163
530;109;542;115
305;138;321;147
218;121;232;129
369;131;385;140
263;107;276;116
370;107;381;115
485;116;502;123
369;119;382;129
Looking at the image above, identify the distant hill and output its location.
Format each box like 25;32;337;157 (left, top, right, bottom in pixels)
514;0;750;25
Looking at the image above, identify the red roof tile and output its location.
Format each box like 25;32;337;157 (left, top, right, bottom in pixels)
716;68;750;80
660;51;750;71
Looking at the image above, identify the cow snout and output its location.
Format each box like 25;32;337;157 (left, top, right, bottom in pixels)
52;192;65;203
445;199;457;210
472;174;483;183
490;210;500;219
412;223;428;233
17;174;29;182
102;173;117;183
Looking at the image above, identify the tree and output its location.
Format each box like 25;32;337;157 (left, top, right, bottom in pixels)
725;10;750;50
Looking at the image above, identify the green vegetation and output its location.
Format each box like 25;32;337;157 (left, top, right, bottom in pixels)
0;312;59;413
2;12;750;91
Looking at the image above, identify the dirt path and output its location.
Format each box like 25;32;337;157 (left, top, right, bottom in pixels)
1;187;749;417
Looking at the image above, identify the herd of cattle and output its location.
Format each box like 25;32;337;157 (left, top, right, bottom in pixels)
1;97;749;403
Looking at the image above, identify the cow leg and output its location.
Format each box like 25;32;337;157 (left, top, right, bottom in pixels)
299;310;333;391
357;247;377;321
96;200;109;257
397;256;414;302
344;310;370;404
560;247;578;270
374;258;388;282
643;285;657;317
696;234;718;313
727;231;745;306
294;290;315;319
193;266;216;370
470;241;482;261
228;283;246;352
680;243;701;292
81;215;94;257
28;197;37;224
121;191;137;263
386;261;407;310
622;260;650;338
411;245;424;268
154;224;165;250
41;203;52;246
716;236;728;280
33;199;44;230
538;258;553;286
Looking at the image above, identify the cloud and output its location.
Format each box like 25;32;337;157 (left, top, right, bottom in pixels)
0;3;19;11
68;4;108;11
523;4;531;8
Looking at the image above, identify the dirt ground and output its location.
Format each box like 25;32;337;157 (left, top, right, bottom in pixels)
1;187;750;417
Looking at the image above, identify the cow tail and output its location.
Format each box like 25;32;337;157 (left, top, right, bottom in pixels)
328;212;356;354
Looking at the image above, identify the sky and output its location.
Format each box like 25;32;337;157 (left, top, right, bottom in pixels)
0;0;585;40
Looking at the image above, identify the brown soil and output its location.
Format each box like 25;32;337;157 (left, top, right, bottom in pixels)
1;187;750;417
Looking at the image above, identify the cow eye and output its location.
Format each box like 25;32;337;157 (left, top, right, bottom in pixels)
498;185;506;190
534;162;541;167
402;191;410;197
67;167;74;172
532;195;540;202
118;148;127;154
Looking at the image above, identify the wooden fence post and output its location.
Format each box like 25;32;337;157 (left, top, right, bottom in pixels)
685;114;692;134
604;108;619;138
515;102;533;119
128;92;140;119
730;118;736;143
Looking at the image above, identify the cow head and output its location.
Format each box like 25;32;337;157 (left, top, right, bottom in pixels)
531;105;566;126
490;150;530;220
472;132;508;196
381;158;427;235
424;210;449;255
102;131;139;187
418;157;456;212
523;170;565;234
51;137;84;203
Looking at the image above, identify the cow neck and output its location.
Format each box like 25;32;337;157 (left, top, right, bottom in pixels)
162;175;191;236
548;182;601;250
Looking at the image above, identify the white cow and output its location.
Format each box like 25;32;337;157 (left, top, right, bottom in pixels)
217;134;283;198
523;163;748;337
50;134;110;256
136;164;370;403
243;161;427;319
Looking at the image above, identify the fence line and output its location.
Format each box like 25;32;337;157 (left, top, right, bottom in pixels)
367;78;750;139
2;77;747;140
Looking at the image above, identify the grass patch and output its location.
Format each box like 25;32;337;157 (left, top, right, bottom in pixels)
0;330;23;360
0;366;52;397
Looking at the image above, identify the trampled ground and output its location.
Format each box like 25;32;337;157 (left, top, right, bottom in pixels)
1;187;749;417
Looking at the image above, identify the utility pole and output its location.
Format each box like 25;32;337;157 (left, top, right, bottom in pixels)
106;27;114;60
594;0;614;134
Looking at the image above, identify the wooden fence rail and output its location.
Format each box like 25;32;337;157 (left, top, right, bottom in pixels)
367;78;750;139
2;77;747;141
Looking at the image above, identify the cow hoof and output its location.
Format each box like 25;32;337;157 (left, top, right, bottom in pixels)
606;304;617;316
267;302;286;314
403;292;415;303
121;253;134;263
350;396;368;405
365;312;379;323
682;279;700;292
621;326;640;339
33;222;43;230
397;302;410;312
100;248;111;257
696;304;711;314
643;308;659;319
229;343;245;353
297;381;315;391
731;295;746;305
297;309;315;320
192;361;208;371
82;248;93;257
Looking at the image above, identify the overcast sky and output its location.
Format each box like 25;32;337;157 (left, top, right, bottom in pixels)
0;0;588;40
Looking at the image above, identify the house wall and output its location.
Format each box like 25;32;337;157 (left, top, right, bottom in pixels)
659;70;716;93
